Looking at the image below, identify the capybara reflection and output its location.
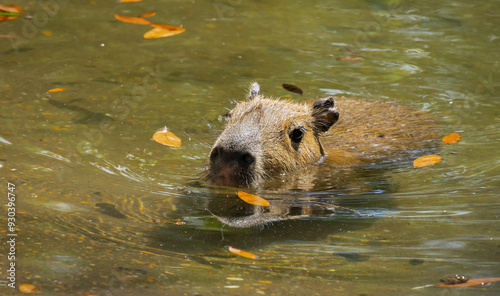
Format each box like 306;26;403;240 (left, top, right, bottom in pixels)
206;82;437;188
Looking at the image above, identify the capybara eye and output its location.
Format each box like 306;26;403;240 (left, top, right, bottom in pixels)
289;128;304;144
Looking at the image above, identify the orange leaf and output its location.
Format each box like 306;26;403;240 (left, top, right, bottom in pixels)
19;283;38;294
437;277;500;288
152;127;182;147
114;14;151;25
0;4;23;22
413;154;442;168
138;11;156;18
225;246;259;259
48;88;66;92
143;24;186;39
237;191;270;207
336;57;363;61
0;4;23;13
442;133;461;144
119;0;143;2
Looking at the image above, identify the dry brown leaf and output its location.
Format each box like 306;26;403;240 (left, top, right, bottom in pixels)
138;11;156;18
442;133;461;144
437;277;500;288
48;88;66;92
237;191;270;207
225;246;259;259
413;154;442;168
143;24;186;39
336;57;363;61
152;127;182;147
114;14;151;25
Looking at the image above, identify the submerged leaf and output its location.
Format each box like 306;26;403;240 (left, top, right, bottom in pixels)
114;14;151;25
143;24;186;39
138;11;156;18
152;127;182;147
413;154;442;168
336;57;363;61
48;88;66;92
282;83;303;95
237;191;270;207
225;246;259;259
437;277;500;288
442;133;461;144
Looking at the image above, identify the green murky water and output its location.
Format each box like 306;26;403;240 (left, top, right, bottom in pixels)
1;0;499;295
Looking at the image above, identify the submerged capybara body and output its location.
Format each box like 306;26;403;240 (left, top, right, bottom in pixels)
205;82;438;188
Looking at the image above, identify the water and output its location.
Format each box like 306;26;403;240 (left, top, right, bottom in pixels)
1;0;499;295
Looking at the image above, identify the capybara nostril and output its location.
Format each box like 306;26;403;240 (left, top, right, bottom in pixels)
239;152;255;168
209;146;222;162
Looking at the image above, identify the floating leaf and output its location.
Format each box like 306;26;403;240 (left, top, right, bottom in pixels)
413;154;442;168
114;14;151;25
437;277;500;288
119;0;143;2
143;24;186;39
225;246;258;259
48;88;66;92
0;4;23;22
336;57;363;61
237;191;270;207
138;11;156;18
152;127;182;147
19;283;38;294
282;83;303;95
442;133;461;144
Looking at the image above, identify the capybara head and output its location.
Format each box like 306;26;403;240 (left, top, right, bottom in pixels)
206;82;339;187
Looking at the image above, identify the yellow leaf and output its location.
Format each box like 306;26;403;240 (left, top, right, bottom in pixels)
413;154;442;168
225;246;258;259
114;14;151;25
138;11;156;18
237;191;270;207
442;133;461;144
143;24;186;39
152;127;181;147
119;0;143;2
19;283;38;294
48;88;66;92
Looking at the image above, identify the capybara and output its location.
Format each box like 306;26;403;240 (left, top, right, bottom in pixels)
205;82;438;188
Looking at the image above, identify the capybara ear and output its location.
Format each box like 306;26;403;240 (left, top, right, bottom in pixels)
311;97;339;133
248;82;260;100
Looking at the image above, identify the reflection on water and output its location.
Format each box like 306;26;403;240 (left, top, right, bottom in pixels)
1;0;500;295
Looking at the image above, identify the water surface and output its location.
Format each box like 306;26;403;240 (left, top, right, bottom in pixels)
1;0;499;295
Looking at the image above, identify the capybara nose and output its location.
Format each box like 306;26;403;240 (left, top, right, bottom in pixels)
210;146;255;169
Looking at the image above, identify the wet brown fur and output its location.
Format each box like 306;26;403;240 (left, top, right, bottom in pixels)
206;84;438;188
